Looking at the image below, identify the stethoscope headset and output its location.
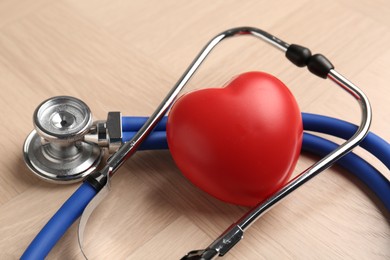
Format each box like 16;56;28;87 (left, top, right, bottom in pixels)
21;27;389;260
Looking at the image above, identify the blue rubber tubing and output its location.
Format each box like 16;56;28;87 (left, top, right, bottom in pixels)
122;113;390;169
302;132;390;211
302;113;390;169
21;114;390;259
21;182;97;259
122;116;167;132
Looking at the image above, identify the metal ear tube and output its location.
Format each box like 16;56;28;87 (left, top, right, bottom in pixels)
80;27;371;259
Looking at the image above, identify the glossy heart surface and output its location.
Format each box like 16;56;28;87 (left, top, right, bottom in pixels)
167;72;302;206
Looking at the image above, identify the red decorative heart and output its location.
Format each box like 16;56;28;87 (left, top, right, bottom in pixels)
167;72;302;206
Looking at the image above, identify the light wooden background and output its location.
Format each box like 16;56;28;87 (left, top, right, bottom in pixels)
0;0;389;259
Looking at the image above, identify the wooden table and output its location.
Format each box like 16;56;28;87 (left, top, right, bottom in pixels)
0;0;389;259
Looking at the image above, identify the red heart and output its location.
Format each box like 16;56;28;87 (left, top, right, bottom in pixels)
167;72;302;206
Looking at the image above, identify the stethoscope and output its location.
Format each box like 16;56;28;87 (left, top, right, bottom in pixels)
21;27;389;259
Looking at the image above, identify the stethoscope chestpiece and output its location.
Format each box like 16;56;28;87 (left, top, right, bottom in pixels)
23;96;103;183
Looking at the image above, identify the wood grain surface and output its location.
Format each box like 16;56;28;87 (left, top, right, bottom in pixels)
0;0;389;259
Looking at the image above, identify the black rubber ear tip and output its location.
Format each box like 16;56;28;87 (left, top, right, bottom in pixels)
286;44;312;67
307;54;334;79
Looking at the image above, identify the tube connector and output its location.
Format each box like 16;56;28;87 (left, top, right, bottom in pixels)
181;225;244;260
84;112;123;153
180;249;219;260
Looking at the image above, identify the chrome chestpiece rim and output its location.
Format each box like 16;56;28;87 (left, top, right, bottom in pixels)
34;96;92;142
23;96;103;183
